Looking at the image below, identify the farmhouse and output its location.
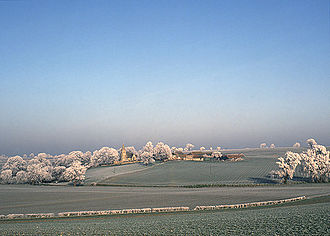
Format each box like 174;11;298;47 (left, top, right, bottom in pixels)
173;150;245;162
173;151;206;161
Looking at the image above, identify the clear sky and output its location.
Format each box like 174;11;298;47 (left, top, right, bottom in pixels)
0;0;329;155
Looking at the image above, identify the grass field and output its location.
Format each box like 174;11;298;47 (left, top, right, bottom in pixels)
98;148;302;186
1;196;328;235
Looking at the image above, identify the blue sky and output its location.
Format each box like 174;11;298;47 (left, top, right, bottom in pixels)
0;0;329;155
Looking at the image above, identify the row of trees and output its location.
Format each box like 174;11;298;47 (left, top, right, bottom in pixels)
260;143;276;148
260;142;302;149
271;139;329;183
0;141;202;185
0;153;88;185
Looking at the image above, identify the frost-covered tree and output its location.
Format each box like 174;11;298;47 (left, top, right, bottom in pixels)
0;154;54;184
36;153;52;159
171;147;177;154
300;141;329;183
55;154;79;168
184;143;194;152
293;142;301;148
125;146;138;156
0;154;8;160
138;141;173;162
0;169;14;184
15;171;28;184
260;143;267;148
1;147;121;184
270;144;276;149
26;156;53;184
60;161;86;185
68;151;91;166
153;142;172;160
143;141;154;153
91;147;119;167
139;151;153;161
138;141;155;162
30;154;52;166
200;147;206;151
2;156;27;176
52;166;67;181
55;151;91;168
82;151;92;166
274;151;301;183
26;164;53;184
271;138;329;183
306;138;317;148
211;151;222;159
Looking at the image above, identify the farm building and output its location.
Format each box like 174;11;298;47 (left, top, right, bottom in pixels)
173;150;245;162
222;153;245;160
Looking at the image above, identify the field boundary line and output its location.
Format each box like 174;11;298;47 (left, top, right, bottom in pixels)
94;182;310;188
0;196;309;221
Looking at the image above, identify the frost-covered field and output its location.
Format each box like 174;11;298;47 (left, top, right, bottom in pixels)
84;163;149;184
1;198;329;235
101;159;276;186
99;148;299;186
1;184;329;215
